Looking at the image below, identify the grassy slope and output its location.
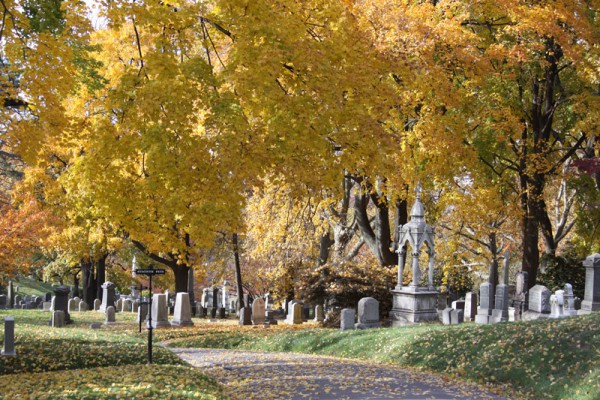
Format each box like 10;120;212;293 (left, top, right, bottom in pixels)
9;276;55;297
165;314;600;400
0;309;225;399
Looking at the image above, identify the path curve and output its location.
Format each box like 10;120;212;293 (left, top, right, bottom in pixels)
170;348;506;400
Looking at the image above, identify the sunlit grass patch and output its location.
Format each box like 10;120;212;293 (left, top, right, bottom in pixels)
0;364;224;399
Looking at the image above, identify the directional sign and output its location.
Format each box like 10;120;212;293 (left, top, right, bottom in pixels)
134;269;166;275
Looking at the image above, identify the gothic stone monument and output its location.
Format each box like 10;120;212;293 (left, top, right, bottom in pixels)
389;185;439;326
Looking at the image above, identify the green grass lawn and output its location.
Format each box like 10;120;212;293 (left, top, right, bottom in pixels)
2;305;599;399
8;276;55;297
164;314;600;400
0;309;225;399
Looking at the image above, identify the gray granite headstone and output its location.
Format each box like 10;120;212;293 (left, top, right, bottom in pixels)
464;292;477;321
581;253;600;313
42;302;52;312
104;306;116;324
340;308;355;331
563;283;577;316
491;284;509;323
93;298;101;311
1;317;16;356
286;302;303;325
0;295;6;309
475;282;494;324
355;297;381;329
450;309;464;324
52;310;65;327
137;303;149;323
78;301;89;312
442;307;453;325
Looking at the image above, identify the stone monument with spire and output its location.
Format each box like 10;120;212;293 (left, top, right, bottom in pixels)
389;183;439;326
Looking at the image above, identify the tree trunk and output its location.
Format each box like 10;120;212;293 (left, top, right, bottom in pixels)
233;233;244;311
96;253;107;301
172;265;190;293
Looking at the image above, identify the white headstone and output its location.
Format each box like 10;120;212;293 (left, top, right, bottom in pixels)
42;302;52;312
286;302;303;325
171;292;194;326
529;285;551;313
150;294;170;328
67;298;78;313
314;305;325;322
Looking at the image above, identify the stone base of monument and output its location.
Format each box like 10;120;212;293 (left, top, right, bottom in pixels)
579;300;600;314
389;287;438;326
490;309;508;323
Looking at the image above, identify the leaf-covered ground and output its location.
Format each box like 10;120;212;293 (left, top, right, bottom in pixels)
0;310;224;399
164;314;600;400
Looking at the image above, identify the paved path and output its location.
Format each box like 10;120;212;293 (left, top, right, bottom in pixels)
170;348;506;400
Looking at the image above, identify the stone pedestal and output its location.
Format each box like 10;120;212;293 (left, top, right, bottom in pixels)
99;282;116;313
52;286;71;324
149;294;170;328
475;282;495;324
389;287;438;326
580;253;600;314
491;283;509;323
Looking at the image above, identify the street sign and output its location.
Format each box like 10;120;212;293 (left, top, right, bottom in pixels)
134;269;166;275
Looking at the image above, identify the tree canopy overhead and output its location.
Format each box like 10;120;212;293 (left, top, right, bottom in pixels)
1;0;598;293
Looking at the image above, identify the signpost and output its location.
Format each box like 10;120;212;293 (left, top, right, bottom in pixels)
134;268;166;364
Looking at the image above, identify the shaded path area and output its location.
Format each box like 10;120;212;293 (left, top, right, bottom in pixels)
170;348;506;400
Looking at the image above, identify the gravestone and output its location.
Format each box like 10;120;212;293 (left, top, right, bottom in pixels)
442;308;453;325
171;292;194;326
44;292;52;302
355;297;381;329
14;295;21;307
252;298;266;325
73;296;81;303
53;286;71;324
78;301;89;312
42;302;52;312
1;317;16;356
150;294;170;328
286;302;303;325
491;284;509;323
115;298;123;312
340;308;355;331
195;304;206;318
513;271;529;320
137;303;149;323
451;300;465;311
580;253;600;314
464;292;477;322
7;281;14;309
122;299;133;313
99;282;116;313
0;295;7;309
67;298;78;313
563;284;577;316
475;282;494;324
132;301;139;314
451;309;464;324
104;306;116;325
239;307;252;326
314;305;325;322
51;311;65;328
93;299;101;311
529;285;551;313
217;308;226;319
